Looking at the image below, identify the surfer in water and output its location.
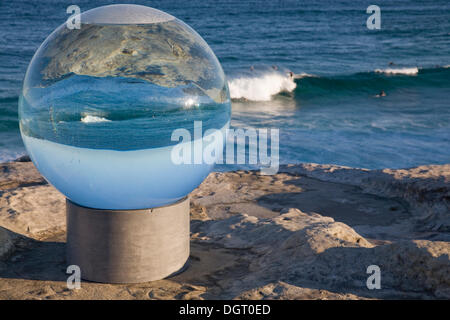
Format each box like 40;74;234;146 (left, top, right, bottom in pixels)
375;90;387;98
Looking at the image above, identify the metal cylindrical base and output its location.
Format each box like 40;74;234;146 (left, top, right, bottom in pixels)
66;197;190;284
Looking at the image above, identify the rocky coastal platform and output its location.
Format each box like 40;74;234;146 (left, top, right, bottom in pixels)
0;158;448;299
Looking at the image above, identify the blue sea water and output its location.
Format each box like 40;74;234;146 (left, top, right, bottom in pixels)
1;0;449;169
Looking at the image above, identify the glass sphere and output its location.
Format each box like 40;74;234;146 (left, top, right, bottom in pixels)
19;5;231;209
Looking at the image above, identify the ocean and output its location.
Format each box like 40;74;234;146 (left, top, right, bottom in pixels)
1;0;449;169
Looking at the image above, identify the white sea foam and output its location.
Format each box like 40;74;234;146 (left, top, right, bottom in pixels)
228;72;297;101
293;72;315;79
374;67;419;75
81;115;111;123
0;150;26;163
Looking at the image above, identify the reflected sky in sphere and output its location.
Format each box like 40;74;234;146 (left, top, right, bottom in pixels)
19;5;231;209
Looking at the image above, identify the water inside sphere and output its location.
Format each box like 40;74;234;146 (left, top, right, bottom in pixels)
19;5;231;209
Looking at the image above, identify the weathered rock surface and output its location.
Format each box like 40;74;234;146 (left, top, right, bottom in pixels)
0;160;448;299
279;164;450;236
236;282;369;300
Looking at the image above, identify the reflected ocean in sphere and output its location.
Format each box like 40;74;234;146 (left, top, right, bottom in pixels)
19;10;231;209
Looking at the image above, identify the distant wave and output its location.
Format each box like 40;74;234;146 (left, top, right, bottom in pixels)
288;65;448;100
81;115;111;123
226;65;450;102
374;67;419;75
228;72;297;101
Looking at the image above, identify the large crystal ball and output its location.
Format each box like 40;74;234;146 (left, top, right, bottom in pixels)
19;4;231;209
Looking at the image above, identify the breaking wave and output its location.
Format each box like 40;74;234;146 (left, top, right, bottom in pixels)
228;72;297;101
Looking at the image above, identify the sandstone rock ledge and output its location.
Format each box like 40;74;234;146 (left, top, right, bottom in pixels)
0;160;448;300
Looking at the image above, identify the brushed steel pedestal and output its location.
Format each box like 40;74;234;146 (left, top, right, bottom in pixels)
66;197;190;283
